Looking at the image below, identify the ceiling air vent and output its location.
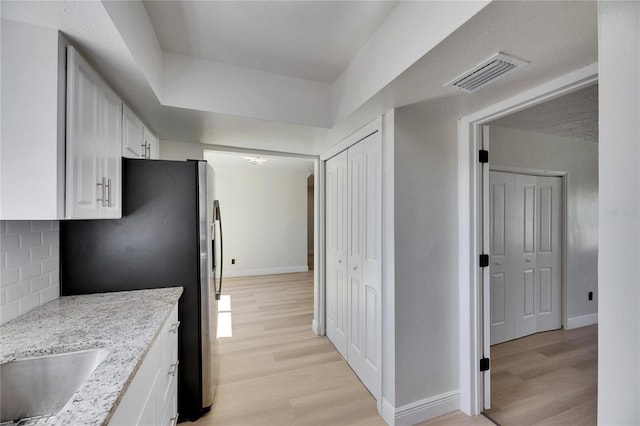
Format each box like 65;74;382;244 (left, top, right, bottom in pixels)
445;52;528;93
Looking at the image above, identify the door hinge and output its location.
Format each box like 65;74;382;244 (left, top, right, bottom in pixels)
479;254;489;268
479;150;489;163
480;357;490;372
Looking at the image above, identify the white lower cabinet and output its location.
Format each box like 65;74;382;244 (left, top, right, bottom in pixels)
109;304;179;426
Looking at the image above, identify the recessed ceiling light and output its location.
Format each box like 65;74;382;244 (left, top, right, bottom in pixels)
243;156;266;166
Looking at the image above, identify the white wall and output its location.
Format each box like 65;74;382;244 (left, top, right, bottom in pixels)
0;221;60;324
488;126;598;325
597;2;640;424
392;110;460;412
214;168;308;277
159;140;203;161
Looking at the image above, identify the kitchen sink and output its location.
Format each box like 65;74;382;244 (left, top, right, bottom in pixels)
0;349;107;423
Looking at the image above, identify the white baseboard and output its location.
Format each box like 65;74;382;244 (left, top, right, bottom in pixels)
566;313;598;329
380;391;459;426
311;319;323;336
223;265;309;278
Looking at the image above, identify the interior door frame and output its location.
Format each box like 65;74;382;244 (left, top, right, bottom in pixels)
457;63;598;416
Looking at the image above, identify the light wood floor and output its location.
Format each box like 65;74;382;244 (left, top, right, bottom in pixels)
187;272;490;426
484;325;598;425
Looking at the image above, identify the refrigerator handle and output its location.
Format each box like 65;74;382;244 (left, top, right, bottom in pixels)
214;200;223;300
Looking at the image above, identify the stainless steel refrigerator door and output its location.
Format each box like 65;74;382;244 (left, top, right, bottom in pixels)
198;161;215;409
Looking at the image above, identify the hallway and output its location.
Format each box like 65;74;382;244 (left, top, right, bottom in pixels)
191;272;490;426
192;272;385;425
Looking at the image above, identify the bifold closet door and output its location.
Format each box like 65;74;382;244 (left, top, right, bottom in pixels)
347;132;381;397
325;150;348;358
325;131;381;398
490;171;562;345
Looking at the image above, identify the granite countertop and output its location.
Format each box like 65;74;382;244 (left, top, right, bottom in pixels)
0;287;183;426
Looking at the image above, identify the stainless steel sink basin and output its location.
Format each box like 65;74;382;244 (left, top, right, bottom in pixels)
0;349;107;422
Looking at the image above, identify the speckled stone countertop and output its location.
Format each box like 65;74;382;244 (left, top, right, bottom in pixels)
0;287;183;425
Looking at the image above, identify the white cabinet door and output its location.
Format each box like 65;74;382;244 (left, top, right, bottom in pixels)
325;150;349;359
109;304;179;426
66;46;102;219
66;46;122;219
123;105;144;159
144;127;160;160
0;20;66;220
100;86;123;218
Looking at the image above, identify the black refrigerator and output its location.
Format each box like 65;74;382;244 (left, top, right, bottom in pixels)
60;158;221;422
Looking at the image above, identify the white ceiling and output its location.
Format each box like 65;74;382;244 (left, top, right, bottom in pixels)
489;84;598;143
143;1;399;83
204;150;314;174
1;1;599;156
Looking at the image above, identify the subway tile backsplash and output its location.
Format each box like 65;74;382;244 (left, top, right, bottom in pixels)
0;220;60;325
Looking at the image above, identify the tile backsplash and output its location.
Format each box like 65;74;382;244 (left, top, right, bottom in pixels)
1;220;60;325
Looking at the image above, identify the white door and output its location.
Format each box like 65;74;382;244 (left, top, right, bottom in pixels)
534;176;562;333
325;131;382;399
489;171;562;345
325;150;348;358
346;133;382;397
358;132;382;396
489;171;517;345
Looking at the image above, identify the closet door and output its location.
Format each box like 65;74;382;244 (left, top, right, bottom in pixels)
535;176;562;333
489;171;517;344
489;171;562;345
358;132;382;397
325;150;348;358
326;131;381;399
347;141;364;371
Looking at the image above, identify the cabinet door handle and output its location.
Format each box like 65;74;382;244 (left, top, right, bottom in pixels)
96;177;107;207
168;360;179;376
96;181;104;206
106;178;112;207
169;321;180;333
146;143;151;159
140;142;147;158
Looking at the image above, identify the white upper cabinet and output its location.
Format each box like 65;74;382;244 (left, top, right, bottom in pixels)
1;20;157;220
144;127;160;160
123;104;145;159
0;20;67;220
124;106;159;160
66;46;122;219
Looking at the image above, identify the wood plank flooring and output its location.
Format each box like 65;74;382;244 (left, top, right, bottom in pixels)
484;325;598;425
188;272;491;426
190;272;386;426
